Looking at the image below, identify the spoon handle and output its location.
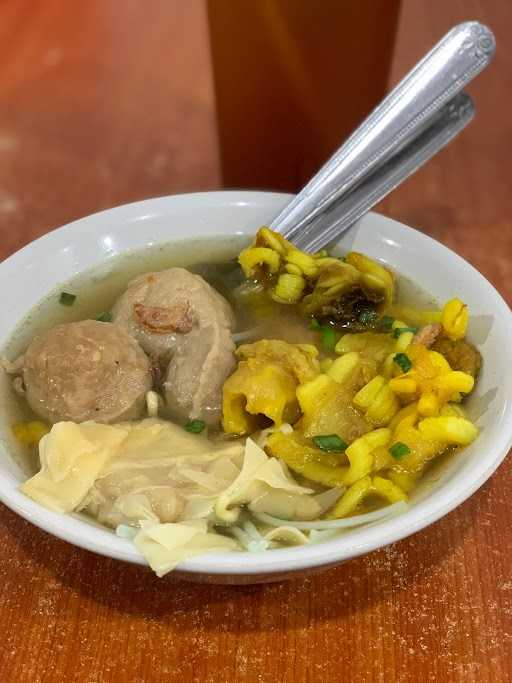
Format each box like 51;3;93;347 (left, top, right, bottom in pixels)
290;93;474;253
271;21;495;241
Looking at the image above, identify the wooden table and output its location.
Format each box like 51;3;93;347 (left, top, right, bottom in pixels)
0;2;510;681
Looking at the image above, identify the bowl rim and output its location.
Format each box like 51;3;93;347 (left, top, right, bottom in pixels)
0;190;511;576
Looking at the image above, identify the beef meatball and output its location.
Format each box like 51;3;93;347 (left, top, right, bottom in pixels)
112;268;236;426
15;320;152;424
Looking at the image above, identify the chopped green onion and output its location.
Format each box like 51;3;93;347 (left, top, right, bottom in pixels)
393;326;418;338
394;352;412;373
389;442;411;459
59;292;76;306
309;319;338;352
184;419;206;434
313;434;348;452
379;315;395;331
320;326;337;353
358;309;378;325
96;312;112;323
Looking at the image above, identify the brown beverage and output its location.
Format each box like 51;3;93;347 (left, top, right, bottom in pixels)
207;0;401;192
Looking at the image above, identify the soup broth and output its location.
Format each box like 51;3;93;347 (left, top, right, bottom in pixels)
3;228;483;578
0;236;438;477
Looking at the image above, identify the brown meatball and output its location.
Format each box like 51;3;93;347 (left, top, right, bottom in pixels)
112;268;236;426
19;320;152;424
431;337;482;378
112;268;235;364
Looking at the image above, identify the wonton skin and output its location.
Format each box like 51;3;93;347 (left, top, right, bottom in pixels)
112;268;236;426
16;320;152;424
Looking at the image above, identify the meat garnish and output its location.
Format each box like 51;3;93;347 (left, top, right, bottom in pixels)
413;323;442;348
133;303;193;334
431;337;482;378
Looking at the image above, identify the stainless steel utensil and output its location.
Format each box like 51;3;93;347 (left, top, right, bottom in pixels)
270;21;495;249
289;93;475;252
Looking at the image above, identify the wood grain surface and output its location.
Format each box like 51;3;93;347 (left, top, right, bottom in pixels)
0;1;511;682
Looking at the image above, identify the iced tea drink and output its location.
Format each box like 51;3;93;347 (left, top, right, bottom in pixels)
207;0;401;191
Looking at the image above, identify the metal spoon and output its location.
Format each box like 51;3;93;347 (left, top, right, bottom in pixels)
270;21;495;250
288;92;474;252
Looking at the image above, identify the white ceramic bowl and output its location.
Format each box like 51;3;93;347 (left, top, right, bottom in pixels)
0;192;511;584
